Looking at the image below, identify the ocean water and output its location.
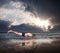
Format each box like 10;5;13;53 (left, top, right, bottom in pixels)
0;33;60;53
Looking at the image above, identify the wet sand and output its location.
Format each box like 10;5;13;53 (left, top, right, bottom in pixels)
0;39;60;53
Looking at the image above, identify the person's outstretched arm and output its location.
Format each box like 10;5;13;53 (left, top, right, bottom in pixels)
8;30;22;35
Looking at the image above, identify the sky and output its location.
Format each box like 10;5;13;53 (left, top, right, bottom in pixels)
0;0;60;32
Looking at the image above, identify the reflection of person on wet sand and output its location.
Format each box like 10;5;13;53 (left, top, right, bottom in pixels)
17;42;36;47
8;30;36;37
8;41;36;49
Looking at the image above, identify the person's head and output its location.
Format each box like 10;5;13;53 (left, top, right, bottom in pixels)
32;34;36;37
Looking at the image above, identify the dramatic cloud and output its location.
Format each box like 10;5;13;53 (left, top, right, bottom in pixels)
0;0;53;31
0;0;60;32
19;0;60;31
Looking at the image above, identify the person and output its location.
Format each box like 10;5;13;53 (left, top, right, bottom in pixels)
8;30;36;37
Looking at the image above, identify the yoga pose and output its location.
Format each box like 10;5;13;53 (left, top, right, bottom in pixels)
8;30;36;37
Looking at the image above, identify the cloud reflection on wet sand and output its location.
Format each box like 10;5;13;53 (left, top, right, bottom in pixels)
0;38;60;53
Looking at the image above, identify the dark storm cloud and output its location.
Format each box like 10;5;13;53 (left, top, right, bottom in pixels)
11;24;43;33
0;20;11;32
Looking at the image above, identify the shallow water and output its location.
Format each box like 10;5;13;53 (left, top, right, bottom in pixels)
0;33;60;53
